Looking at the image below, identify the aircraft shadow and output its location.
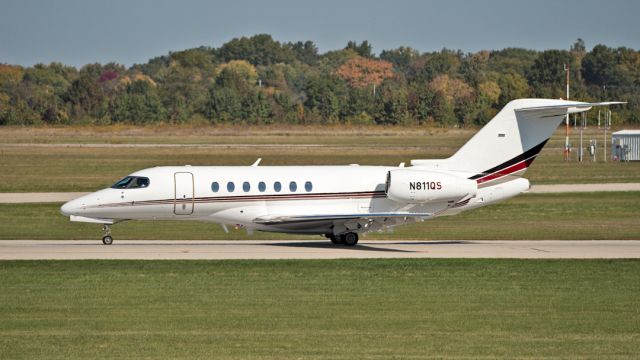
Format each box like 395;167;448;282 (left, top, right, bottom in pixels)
380;241;470;245
54;240;470;253
265;241;416;253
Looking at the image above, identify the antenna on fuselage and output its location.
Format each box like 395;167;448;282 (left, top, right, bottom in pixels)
251;158;262;167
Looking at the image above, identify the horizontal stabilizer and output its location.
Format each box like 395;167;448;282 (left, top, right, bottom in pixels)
515;101;626;114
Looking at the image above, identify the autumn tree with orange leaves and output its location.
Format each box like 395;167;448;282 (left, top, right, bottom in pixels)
335;56;394;89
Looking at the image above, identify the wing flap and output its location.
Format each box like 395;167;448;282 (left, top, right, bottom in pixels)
254;212;432;225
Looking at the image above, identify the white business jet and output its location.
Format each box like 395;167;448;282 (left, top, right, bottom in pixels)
61;99;623;245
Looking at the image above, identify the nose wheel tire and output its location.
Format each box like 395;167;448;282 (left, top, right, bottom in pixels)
343;232;359;246
102;235;113;245
101;224;113;245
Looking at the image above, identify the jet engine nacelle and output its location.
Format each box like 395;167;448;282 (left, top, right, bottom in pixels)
385;169;477;204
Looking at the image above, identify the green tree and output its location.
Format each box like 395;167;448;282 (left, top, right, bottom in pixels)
304;74;346;123
205;86;242;122
380;46;420;73
65;73;106;119
417;49;462;82
407;84;435;123
111;80;166;124
373;80;410;125
289;41;319;65
488;48;538;77
158;66;208;122
218;34;296;65
345;41;373;58
582;45;633;87
527;50;572;98
496;71;530;107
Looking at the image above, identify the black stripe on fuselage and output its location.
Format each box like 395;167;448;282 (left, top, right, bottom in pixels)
468;139;549;180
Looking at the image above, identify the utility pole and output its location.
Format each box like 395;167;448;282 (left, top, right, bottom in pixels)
564;64;570;161
604;109;611;162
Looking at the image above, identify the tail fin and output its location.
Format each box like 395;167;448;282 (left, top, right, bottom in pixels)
411;99;624;184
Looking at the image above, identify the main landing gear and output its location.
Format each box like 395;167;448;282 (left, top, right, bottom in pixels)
327;232;359;246
102;224;113;245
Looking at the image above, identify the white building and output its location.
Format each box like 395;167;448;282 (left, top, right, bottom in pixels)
611;130;640;161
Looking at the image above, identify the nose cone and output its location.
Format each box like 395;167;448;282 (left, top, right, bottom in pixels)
60;200;74;216
60;198;82;216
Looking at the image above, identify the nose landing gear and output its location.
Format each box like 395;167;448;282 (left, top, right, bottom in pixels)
102;225;113;245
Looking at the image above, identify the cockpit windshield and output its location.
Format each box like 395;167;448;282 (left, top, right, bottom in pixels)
111;176;150;189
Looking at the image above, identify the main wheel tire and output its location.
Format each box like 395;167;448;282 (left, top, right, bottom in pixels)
343;232;358;246
329;234;343;244
102;235;113;245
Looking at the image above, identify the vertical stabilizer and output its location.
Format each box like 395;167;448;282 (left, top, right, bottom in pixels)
411;99;624;185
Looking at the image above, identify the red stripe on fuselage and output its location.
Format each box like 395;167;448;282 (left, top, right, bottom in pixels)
91;191;388;209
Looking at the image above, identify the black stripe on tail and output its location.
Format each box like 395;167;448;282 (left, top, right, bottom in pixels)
468;139;549;180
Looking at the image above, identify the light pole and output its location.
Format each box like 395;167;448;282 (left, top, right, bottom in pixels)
579;111;586;162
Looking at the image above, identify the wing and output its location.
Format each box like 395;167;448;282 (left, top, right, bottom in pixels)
253;212;433;234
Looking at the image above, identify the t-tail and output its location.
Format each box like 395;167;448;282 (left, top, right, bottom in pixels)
411;98;625;186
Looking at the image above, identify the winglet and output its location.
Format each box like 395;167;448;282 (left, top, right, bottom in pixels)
251;158;262;167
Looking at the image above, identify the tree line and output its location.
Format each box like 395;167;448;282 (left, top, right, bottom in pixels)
0;35;638;126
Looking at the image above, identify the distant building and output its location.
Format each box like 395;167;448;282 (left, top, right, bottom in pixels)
611;130;640;161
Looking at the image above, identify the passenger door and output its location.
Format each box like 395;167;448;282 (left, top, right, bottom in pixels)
174;172;194;215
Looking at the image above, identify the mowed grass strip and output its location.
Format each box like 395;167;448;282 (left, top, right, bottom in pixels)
0;259;638;359
0;144;638;192
1;127;638;192
0;125;472;146
1;192;638;240
0;146;432;192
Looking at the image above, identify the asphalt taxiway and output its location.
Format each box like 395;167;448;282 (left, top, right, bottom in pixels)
1;240;638;260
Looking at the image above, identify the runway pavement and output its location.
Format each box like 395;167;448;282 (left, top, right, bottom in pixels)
1;183;639;203
528;183;640;193
1;240;639;260
0;192;89;203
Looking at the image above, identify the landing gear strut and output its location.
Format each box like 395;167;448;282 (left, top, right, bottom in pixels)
327;234;343;244
102;225;113;245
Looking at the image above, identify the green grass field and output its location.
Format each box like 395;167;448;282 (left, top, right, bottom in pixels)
1;259;638;359
0;126;638;192
1;192;638;240
1;127;638;359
